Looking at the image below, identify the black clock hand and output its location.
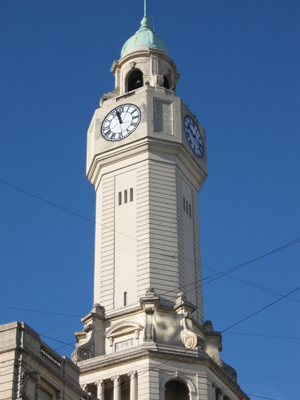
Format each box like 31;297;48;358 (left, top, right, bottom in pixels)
116;111;123;124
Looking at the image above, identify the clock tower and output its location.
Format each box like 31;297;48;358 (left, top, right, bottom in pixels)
73;4;249;400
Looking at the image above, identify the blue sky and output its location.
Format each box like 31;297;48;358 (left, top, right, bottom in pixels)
0;1;299;399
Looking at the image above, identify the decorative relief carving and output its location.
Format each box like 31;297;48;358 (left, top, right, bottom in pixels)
128;370;137;379
78;341;93;361
175;292;203;350
111;375;123;385
20;371;40;400
83;323;93;333
72;323;94;363
140;288;160;343
203;320;223;367
72;303;105;363
181;328;198;349
144;304;156;342
81;384;88;392
180;311;203;350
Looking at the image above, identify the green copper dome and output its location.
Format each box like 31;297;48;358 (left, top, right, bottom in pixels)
121;15;169;58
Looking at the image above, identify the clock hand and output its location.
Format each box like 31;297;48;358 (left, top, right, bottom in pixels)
116;111;123;124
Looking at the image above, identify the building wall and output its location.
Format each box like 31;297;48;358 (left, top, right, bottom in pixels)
93;156;203;322
0;322;87;400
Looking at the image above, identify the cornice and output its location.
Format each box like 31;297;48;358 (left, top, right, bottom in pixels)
111;47;177;74
78;343;249;399
88;137;207;191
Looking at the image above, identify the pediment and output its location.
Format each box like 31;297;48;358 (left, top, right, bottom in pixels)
106;320;143;339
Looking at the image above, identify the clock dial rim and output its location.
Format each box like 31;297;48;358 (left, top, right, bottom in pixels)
183;115;204;158
101;104;141;142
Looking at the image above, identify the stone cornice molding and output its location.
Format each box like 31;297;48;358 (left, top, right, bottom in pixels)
88;135;207;191
77;345;248;398
111;48;178;76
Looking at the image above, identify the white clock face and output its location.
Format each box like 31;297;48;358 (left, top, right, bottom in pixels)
184;115;204;158
101;104;141;141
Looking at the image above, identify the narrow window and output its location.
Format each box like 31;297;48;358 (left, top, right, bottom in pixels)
130;188;133;202
118;192;122;205
189;204;191;218
183;197;185;211
186;200;188;214
124;292;127;306
124;190;128;204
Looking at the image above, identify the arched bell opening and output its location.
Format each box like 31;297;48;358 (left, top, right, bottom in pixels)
163;75;170;89
127;69;143;92
165;379;189;400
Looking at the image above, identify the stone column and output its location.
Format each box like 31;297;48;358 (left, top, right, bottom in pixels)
112;375;122;400
216;389;223;400
96;380;105;400
128;371;137;400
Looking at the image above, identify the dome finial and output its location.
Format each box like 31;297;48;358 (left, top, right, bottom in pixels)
140;0;150;30
120;0;169;58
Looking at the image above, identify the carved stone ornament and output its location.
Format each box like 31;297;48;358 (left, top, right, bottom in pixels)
72;324;94;363
203;320;224;367
20;371;40;400
144;304;156;342
81;384;89;392
78;342;93;361
112;375;123;385
140;288;159;343
174;292;197;315
181;329;198;349
83;323;93;333
180;312;203;350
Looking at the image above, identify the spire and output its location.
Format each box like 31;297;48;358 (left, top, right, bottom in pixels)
140;0;151;31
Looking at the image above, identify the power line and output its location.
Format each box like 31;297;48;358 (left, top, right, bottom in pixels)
0;235;297;353
202;238;300;288
1;178;299;285
1;236;298;336
39;321;81;334
0;179;95;224
0;276;297;380
221;285;300;333
0;305;82;318
246;394;280;400
0;284;297;393
40;335;75;347
201;264;300;303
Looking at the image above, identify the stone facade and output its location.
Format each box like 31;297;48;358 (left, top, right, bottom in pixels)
0;322;88;400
